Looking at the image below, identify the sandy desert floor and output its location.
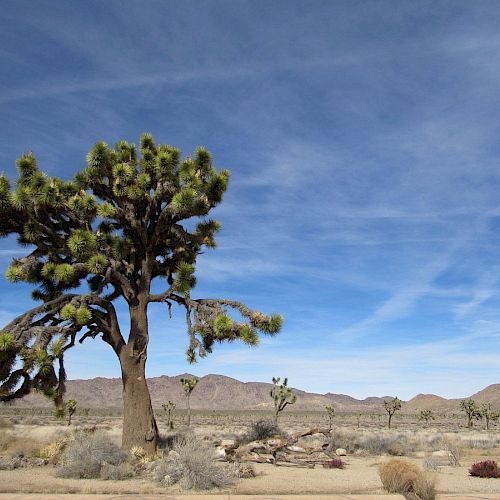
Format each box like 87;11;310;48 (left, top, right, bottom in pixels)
0;414;499;496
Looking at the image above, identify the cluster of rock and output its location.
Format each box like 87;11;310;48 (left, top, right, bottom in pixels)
216;427;346;468
0;454;47;470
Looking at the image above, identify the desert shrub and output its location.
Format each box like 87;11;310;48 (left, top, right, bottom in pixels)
100;462;134;480
422;456;440;471
0;419;13;429
0;457;14;470
35;440;66;463
322;458;345;469
161;431;189;450
413;471;438;500
379;458;420;494
442;437;464;467
0;431;14;451
469;460;500;478
465;437;500;449
237;463;256;478
325;429;358;454
244;419;281;442
378;458;437;499
357;432;410;456
153;434;236;490
56;431;127;479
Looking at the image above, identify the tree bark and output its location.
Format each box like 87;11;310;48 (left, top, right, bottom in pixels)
186;394;191;427
119;299;159;455
120;351;158;454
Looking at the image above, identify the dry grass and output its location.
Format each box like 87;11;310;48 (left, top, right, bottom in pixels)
153;434;237;490
378;457;437;500
56;430;128;479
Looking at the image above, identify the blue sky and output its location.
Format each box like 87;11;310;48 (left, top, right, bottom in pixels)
1;0;500;399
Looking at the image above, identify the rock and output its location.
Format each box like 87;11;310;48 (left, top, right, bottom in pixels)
214;446;226;461
267;438;286;447
287;445;306;453
246;441;268;451
0;457;15;470
29;457;47;467
335;448;347;456
432;450;449;457
167;450;180;460
221;439;236;448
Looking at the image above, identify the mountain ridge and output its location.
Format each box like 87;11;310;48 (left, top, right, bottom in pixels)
7;374;499;413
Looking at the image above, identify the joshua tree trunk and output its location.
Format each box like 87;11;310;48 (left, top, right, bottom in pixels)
388;414;393;429
119;299;159;455
186;394;191;427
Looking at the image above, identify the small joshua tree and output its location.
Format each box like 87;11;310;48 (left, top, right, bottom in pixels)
383;396;402;429
325;404;335;430
180;377;199;427
162;400;176;430
418;409;435;426
270;376;296;424
54;398;77;425
460;399;482;428
480;402;499;430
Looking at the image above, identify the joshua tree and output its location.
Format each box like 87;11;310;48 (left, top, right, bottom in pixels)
0;135;283;454
270;376;296;424
418;409;435;425
65;399;77;425
480;402;499;430
383;396;402;429
180;376;199;427
459;399;482;428
325;404;335;430
162;400;176;430
54;398;77;425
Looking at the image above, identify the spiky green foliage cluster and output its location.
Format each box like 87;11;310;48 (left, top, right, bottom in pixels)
0;134;283;407
180;376;199;396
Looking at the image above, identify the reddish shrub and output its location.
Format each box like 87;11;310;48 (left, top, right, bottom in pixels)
322;458;345;469
469;460;500;478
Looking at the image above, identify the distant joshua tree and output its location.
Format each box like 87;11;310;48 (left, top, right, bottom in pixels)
180;377;199;427
418;409;435;425
162;400;177;430
54;399;77;425
460;399;482;428
270;376;297;424
383;397;402;429
480;402;499;430
325;404;335;430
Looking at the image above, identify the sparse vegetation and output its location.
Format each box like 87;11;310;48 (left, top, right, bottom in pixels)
270;377;297;424
383;397;402;429
442;436;464;467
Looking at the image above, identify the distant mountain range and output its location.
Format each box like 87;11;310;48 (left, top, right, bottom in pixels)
8;374;500;413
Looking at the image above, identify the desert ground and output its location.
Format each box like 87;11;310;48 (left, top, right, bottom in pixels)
0;410;499;497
